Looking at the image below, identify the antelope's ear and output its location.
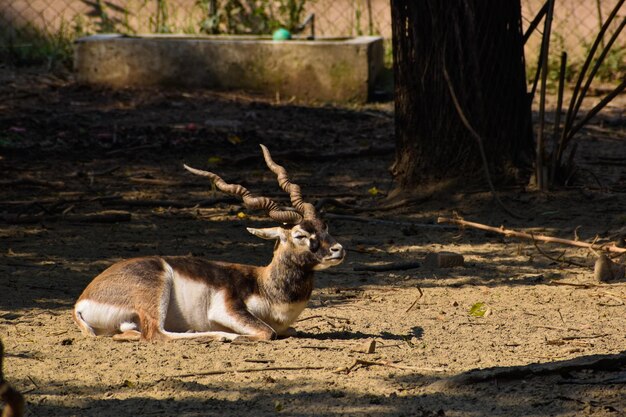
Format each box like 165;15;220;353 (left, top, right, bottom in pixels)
247;227;286;241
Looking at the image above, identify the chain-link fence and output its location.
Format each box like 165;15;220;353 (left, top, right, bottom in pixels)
1;0;624;79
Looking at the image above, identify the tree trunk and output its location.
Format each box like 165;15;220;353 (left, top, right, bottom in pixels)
390;0;534;193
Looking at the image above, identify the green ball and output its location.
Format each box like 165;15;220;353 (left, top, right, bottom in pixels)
272;28;292;41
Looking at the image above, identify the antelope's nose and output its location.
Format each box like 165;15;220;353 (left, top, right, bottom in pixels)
330;243;344;258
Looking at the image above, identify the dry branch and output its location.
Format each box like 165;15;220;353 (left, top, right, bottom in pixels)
0;177;65;189
336;359;446;374
68;165;120;178
101;196;237;209
3;210;131;224
231;145;394;166
353;261;421;272
326;213;453;229
176;365;325;378
530;234;587;267
128;177;183;186
405;287;424;313
549;281;601;289
438;217;626;254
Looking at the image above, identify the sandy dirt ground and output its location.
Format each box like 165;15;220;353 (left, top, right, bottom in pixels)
1;67;625;416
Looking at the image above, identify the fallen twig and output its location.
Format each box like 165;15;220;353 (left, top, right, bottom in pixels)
176;365;325;378
68;165;120;178
530;233;588;267
0;195;122;208
534;325;581;332
0;177;65;189
548;334;610;345
318;197;433;213
129;177;183;186
101;196;237;209
438;216;626;254
105;144;161;155
336;359;446;374
243;358;275;364
3;210;131;224
326;213;453;229
549;281;603;289
232;145;395;166
599;291;626;305
297;315;324;323
353;261;421;272
405;287;424;313
561;334;608;341
300;345;341;351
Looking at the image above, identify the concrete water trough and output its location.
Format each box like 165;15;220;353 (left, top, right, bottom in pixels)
74;34;384;103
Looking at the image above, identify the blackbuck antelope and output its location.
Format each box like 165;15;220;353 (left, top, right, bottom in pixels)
74;145;345;342
0;340;24;417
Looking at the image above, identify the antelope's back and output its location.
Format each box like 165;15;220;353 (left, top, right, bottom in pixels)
77;257;169;305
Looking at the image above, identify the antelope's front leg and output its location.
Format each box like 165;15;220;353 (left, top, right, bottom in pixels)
212;299;277;342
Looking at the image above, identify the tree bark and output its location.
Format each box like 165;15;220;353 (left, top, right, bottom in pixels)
391;0;534;193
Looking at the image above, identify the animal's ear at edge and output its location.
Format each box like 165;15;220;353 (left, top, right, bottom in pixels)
247;227;286;241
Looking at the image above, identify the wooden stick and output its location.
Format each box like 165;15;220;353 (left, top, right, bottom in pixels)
353;261;421;272
3;210;131;224
337;359;446;374
129;178;183;186
326;213;453;229
405;287;424;313
231;145;394;166
530;233;588;267
0;177;65;189
438;217;626;254
600;291;626;303
561;334;608;341
243;358;275;364
0;195;122;208
549;281;602;289
101;196;237;209
176;365;324;378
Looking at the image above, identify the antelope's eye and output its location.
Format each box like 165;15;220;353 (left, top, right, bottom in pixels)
294;234;307;240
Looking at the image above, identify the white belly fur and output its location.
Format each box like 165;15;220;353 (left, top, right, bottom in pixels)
164;270;213;332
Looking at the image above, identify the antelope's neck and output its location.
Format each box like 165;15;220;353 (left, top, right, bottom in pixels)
261;253;314;303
